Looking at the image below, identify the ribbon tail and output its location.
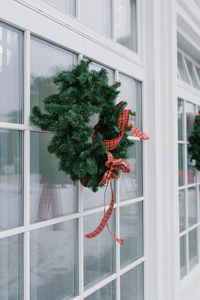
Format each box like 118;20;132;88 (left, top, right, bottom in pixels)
128;121;149;141
85;180;123;245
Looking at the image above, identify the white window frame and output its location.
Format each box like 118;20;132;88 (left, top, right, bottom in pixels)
0;1;148;300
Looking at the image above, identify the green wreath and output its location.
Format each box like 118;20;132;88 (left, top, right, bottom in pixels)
188;112;200;171
30;60;134;192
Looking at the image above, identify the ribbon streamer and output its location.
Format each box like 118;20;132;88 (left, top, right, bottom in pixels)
85;101;149;244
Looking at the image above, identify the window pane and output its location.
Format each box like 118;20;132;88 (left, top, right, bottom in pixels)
80;0;111;37
186;101;195;140
0;235;23;299
189;228;198;271
120;263;144;300
178;99;184;141
30;132;77;223
0;130;23;231
196;66;200;82
120;202;143;267
30;220;78;300
185;58;200;89
179;190;186;232
83;186;112;210
177;52;190;84
188;187;197;227
84;211;115;287
187;144;196;184
180;235;187;279
178;144;185;186
85;281;116;300
120;143;143;201
115;0;137;51
0;22;23;123
30;36;77;112
119;74;142;129
44;0;75;15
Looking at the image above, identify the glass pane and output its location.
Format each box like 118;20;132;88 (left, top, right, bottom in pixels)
0;22;23;123
84;211;115;287
120;143;143;201
179;190;186;232
119;74;142;129
30;132;77;223
120;263;144;300
185;58;200;89
0;235;23;299
189;228;198;271
186;101;195;140
196;66;200;82
177;52;190;84
44;0;75;15
180;235;187;279
178;99;184;141
120;202;143;267
188;187;197;227
0;130;23;231
178;144;185;186
30;36;77;112
85;281;116;300
80;0;111;37
30;220;78;300
115;0;137;51
187;144;196;184
83;185;112;210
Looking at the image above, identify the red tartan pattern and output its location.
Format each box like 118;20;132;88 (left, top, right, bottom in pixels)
85;101;149;244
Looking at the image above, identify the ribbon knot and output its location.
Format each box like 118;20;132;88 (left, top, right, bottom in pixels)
99;152;130;186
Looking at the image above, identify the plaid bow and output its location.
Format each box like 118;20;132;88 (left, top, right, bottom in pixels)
85;101;149;245
99;152;130;185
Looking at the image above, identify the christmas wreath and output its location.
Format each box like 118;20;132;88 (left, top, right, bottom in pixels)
30;60;149;243
188;112;200;170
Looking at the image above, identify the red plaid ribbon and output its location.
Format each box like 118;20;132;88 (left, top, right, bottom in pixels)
197;112;200;117
85;101;149;244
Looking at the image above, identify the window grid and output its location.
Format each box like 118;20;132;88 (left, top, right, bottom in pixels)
40;0;139;52
0;29;145;299
178;98;200;279
177;49;200;91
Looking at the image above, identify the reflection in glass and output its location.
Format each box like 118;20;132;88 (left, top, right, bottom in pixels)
119;74;142;129
84;211;115;287
0;235;23;300
178;144;184;186
187;145;196;184
30;36;77;112
189;228;198;271
30;132;77;223
80;0;111;37
30;221;78;300
186;101;195;140
188;187;197;227
180;235;187;279
179;190;186;232
0;22;23;123
177;52;190;84
120;143;143;201
120;202;143;267
185;58;200;89
85;281;116;300
115;0;137;51
178;99;184;141
0;130;23;231
44;0;75;16
121;263;144;300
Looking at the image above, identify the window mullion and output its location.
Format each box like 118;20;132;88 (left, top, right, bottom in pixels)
24;30;31;300
76;0;80;20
